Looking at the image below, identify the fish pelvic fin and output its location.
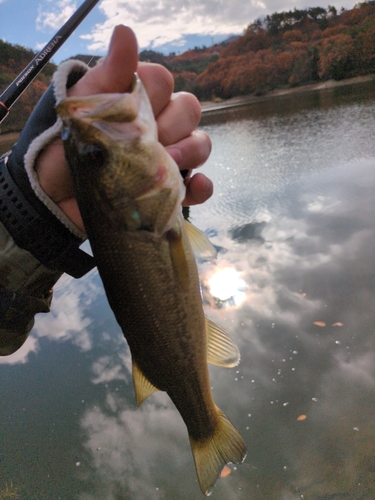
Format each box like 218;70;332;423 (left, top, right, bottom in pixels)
184;220;217;260
206;318;240;368
132;360;159;407
189;407;247;496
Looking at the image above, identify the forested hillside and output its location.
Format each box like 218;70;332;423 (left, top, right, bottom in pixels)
195;1;375;99
0;41;56;133
140;44;226;92
1;2;375;132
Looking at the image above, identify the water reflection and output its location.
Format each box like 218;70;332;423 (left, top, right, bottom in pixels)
196;157;375;498
205;266;246;306
79;395;192;500
0;265;102;366
1;83;375;499
230;221;266;244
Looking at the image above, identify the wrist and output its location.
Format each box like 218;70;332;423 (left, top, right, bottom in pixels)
0;59;96;277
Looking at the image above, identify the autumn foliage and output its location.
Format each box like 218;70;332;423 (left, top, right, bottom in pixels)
1;1;375;133
169;2;375;100
0;40;56;133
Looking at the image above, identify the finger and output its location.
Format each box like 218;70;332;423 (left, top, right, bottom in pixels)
69;25;138;97
183;173;213;206
166;130;212;172
137;62;174;117
157;92;201;146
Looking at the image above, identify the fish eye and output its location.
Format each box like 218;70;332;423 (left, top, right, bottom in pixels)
79;143;108;166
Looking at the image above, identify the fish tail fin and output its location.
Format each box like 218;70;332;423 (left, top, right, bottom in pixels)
189;407;247;496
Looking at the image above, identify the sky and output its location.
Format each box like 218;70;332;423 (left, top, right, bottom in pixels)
0;0;359;64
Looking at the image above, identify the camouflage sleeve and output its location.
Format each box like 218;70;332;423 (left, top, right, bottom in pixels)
0;221;63;356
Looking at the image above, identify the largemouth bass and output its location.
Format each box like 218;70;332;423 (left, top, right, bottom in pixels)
57;74;246;495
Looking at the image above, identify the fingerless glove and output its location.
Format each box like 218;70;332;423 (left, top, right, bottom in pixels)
0;60;95;278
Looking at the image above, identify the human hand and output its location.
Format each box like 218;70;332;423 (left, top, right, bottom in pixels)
36;25;213;233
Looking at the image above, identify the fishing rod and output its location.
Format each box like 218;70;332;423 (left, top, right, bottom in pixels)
0;0;100;124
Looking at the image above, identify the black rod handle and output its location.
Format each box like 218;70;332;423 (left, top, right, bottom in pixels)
0;0;100;124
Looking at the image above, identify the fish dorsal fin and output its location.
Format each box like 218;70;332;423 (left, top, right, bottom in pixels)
184;220;217;260
206;318;240;368
132;360;159;407
189;406;247;496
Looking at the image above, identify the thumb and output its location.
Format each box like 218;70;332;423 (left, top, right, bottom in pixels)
69;25;138;97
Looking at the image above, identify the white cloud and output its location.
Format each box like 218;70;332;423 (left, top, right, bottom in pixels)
83;0;266;52
36;0;76;31
79;0;358;53
0;335;39;365
35;41;50;50
91;349;131;385
33;272;99;351
0;270;103;365
78;396;192;500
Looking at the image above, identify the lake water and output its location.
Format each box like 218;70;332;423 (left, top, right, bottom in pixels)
1;81;375;499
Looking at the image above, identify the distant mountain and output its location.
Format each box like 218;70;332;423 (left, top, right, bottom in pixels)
2;1;375;133
143;2;375;101
194;2;375;100
221;35;240;45
139;40;231;92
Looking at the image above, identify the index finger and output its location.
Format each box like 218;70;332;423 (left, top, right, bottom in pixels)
69;25;138;97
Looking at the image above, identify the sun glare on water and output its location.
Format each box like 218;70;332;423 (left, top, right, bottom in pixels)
207;267;246;306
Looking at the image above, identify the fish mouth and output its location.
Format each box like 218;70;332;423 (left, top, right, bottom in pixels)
59;94;137;126
58;75;157;144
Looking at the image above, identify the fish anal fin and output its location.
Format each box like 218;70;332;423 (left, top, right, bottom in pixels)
132;360;159;407
184;220;217;260
206;318;240;368
189;407;247;496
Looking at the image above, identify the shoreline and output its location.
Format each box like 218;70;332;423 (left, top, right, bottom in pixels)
200;74;375;114
0;75;374;143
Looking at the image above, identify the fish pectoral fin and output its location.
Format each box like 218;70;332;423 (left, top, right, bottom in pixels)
189;407;247;496
184;220;217;260
168;220;190;289
206;318;240;368
132;360;159;407
136;187;180;237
